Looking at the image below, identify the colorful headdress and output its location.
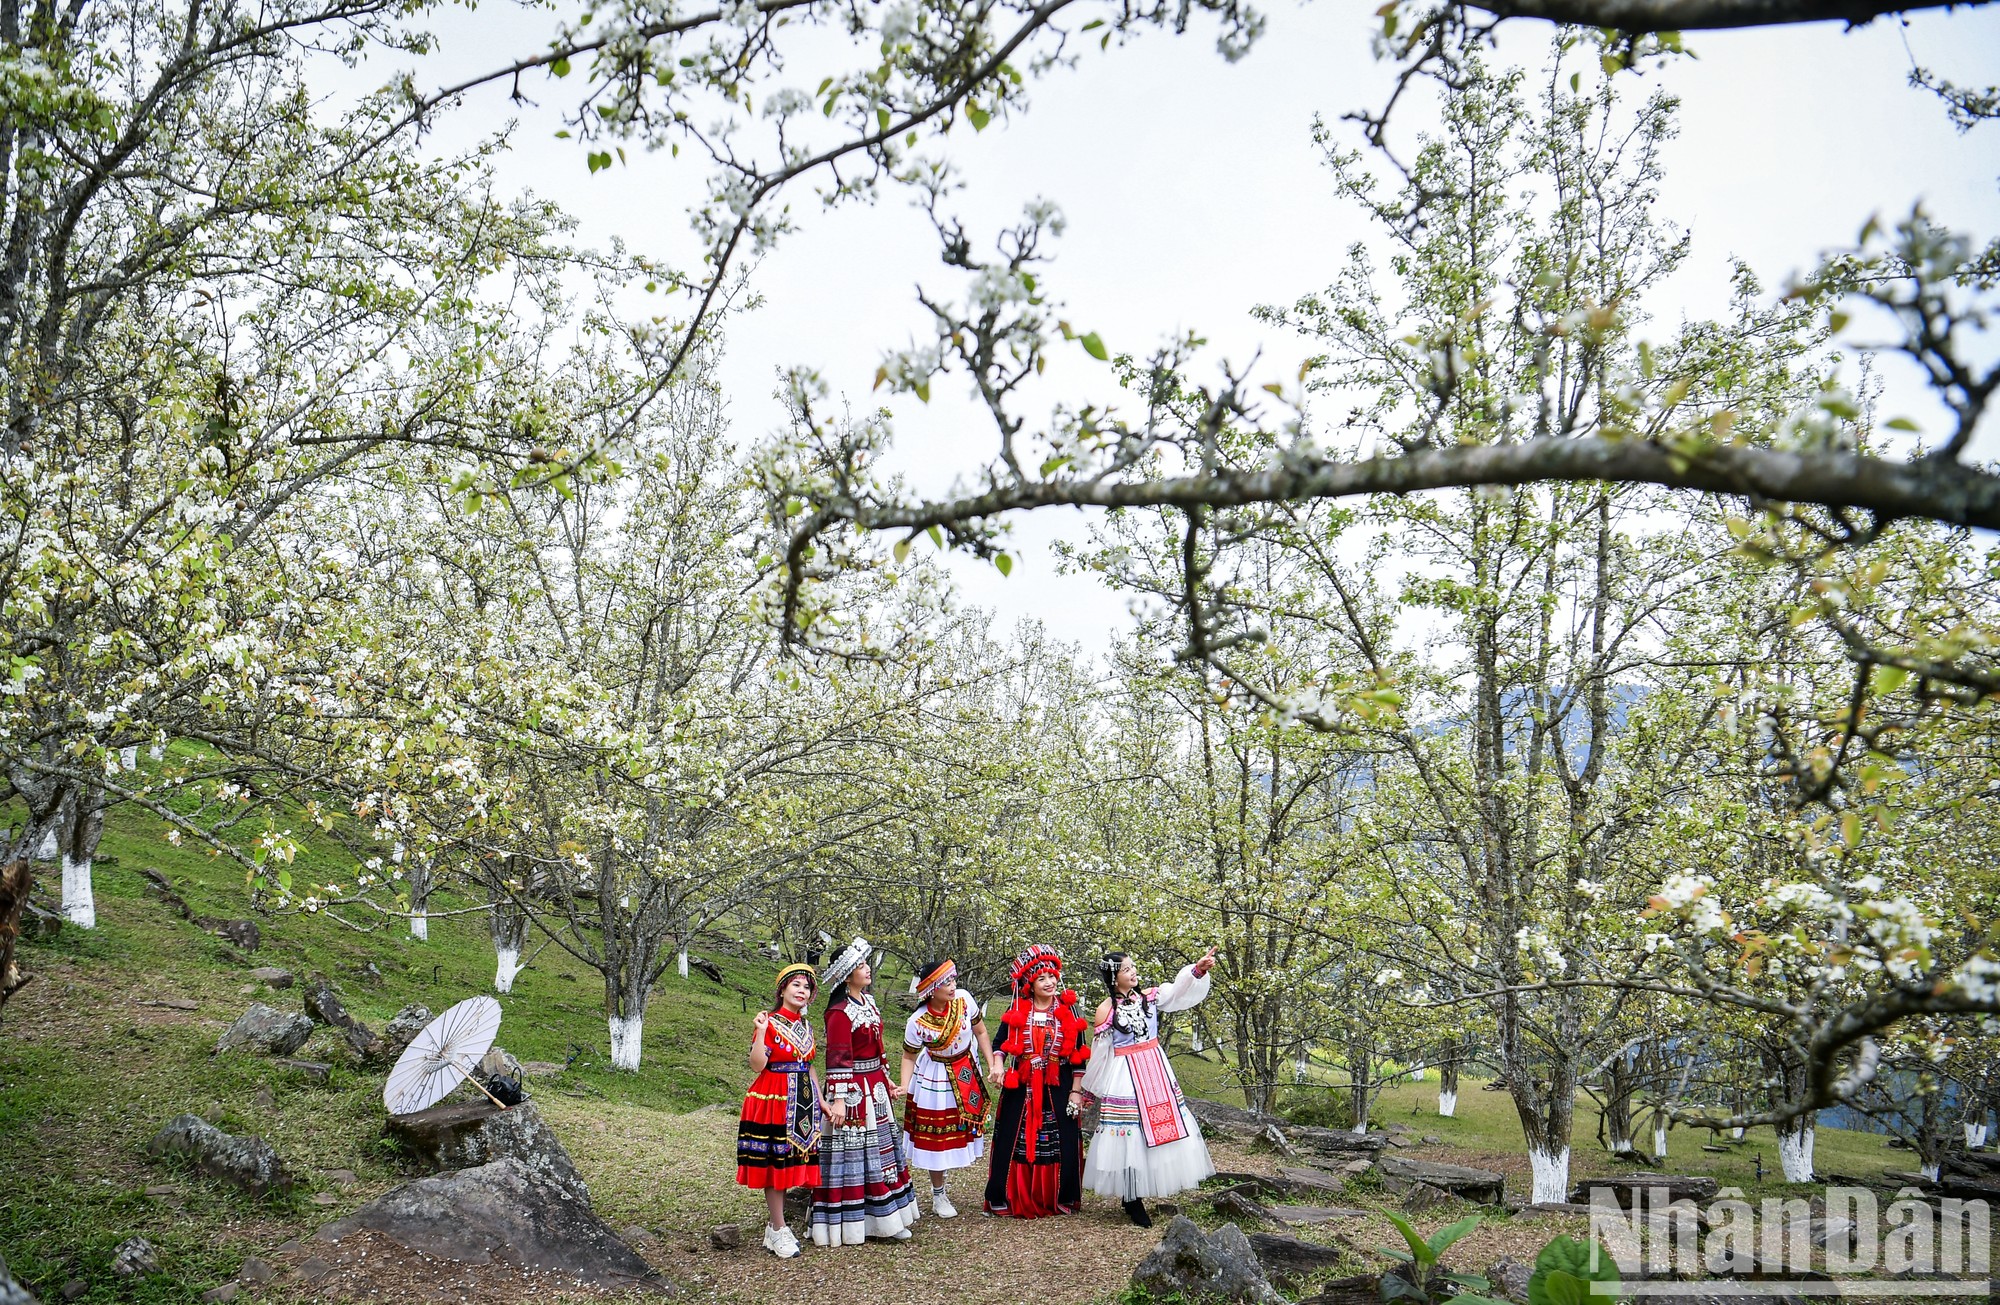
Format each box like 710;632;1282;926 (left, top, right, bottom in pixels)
915;958;957;1001
774;962;817;1005
819;937;871;991
1011;944;1063;994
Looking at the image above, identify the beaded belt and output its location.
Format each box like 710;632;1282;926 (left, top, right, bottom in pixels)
849;1056;884;1073
769;1061;811;1074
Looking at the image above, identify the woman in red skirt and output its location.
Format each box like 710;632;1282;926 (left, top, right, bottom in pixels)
737;962;825;1258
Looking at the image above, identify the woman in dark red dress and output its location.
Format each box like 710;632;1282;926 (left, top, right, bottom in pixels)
736;963;824;1258
982;944;1091;1217
810;938;919;1245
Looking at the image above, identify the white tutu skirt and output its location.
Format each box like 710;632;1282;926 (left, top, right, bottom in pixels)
1081;1052;1215;1200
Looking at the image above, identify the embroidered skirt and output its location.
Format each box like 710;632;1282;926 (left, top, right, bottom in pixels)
904;1049;986;1169
737;1061;821;1189
810;1066;919;1245
1081;1040;1214;1200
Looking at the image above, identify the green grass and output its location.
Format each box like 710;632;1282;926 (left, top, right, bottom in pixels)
0;801;783;1301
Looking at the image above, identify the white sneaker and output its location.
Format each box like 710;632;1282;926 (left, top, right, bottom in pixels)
931;1189;957;1219
763;1224;800;1258
891;1227;914;1240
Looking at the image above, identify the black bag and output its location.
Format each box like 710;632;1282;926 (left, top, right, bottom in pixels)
488;1074;526;1106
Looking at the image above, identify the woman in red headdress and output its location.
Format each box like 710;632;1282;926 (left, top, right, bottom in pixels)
982;944;1091;1217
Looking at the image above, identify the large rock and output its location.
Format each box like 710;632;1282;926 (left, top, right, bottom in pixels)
1250;1232;1352;1287
385;1101;588;1204
212;1003;315;1057
378;1004;432;1059
1570;1173;1719;1208
302;974;359;1029
313;1158;654;1289
147;1114;294;1196
1379;1155;1504;1204
207;919;261;951
1186;1097;1284;1138
1132;1216;1285;1305
1288;1126;1387;1157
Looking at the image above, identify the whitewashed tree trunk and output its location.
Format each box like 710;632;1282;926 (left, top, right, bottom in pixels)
61;854;95;929
1654;1121;1669;1159
33;828;55;860
1438;1089;1458;1117
677;949;689;978
55;789;104;929
494;943;522;993
119;745;137;770
1732;1126;1745;1140
1776;1121;1814;1182
1191;1025;1204;1052
488;870;531;994
1528;1144;1571;1205
1920;1159;1941;1182
1964;1122;1989;1149
609;1013;644;1070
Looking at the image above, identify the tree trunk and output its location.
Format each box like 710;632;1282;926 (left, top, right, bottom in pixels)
1348;1028;1374;1134
1965;1122;1989;1149
491;887;529;994
55;786;104;930
1653;1118;1669;1160
1605;1055;1634;1153
1439;1051;1460;1118
408;856;432;941
1776;1118;1814;1182
607;963;650;1071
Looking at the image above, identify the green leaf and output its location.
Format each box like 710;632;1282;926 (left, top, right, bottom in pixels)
1383;1211;1434;1265
1872;665;1911;696
1542;1271;1588;1305
1427;1215;1482;1259
995;553;1012;577
1885;416;1920;432
926;525;943;549
1529;1236;1620;1305
1079;331;1108;361
892;539;911;564
967;104;990;131
550;56;571;77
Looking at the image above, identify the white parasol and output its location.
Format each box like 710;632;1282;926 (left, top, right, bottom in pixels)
383;994;507;1116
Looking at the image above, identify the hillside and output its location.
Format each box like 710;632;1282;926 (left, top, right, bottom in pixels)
0;807;1935;1304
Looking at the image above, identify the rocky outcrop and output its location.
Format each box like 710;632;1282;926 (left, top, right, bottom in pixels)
312;1159;654;1289
1569;1173;1719;1208
1249;1232;1351;1288
1378;1155;1505;1204
378;1004;432;1060
385;1101;588;1204
147;1114;294;1196
212;1003;315;1057
1132;1216;1285;1305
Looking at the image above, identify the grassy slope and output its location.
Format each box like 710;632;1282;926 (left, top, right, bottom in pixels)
1;803;1922;1303
0;803;775;1301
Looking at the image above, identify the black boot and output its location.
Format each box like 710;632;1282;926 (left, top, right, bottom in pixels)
1122;1198;1152;1228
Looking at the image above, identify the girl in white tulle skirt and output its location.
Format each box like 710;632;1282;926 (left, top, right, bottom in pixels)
1078;946;1219;1226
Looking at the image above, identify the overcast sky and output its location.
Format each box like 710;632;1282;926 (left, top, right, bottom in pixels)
347;1;2000;658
